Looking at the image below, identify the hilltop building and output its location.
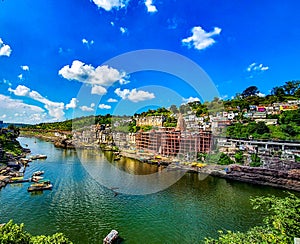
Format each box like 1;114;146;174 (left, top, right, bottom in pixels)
136;116;165;127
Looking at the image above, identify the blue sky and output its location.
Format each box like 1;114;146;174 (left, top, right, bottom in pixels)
0;0;299;123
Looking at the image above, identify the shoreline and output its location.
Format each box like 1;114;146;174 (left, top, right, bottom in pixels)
18;133;300;192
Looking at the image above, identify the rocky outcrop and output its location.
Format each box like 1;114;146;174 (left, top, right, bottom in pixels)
54;138;75;149
225;164;300;191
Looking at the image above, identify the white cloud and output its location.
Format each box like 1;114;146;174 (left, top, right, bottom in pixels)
2;79;12;87
1;114;7;119
119;27;128;35
66;98;78;109
107;98;118;103
8;85;30;96
182;97;200;103
29;91;65;120
20;65;29;71
257;92;266;97
0;94;43;112
91;0;129;11
247;62;269;72
80;105;94;112
99;104;111;109
115;88;155;102
18;74;23;80
145;0;157;13
59;60;126;87
91;103;95;108
82;38;94;48
91;85;107;95
8;85;65;121
110;21;115;26
0;94;46;123
182;26;221;50
0;38;12;57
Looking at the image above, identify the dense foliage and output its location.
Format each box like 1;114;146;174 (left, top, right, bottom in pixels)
226;111;300;140
205;193;300;244
218;153;234;165
22;115;112;131
0;220;72;244
0;126;23;157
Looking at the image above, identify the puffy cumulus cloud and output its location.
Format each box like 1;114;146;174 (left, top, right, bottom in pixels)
115;88;155;102
92;0;129;11
8;85;65;121
91;85;107;95
80;105;94;112
107;98;118;103
66;98;78;109
119;27;128;35
20;65;29;71
99;104;111;109
182;26;221;50
28;90;65;120
0;94;46;123
58;60;126;87
145;0;157;13
8;85;30;96
247;62;269;72
182;96;200;104
0;38;12;57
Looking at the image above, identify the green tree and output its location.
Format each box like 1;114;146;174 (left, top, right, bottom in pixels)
234;150;244;164
205;193;300;244
256;121;270;134
241;86;259;98
0;220;31;243
0;220;73;244
218;153;234;165
169;104;179;114
250;154;261;167
283;80;300;95
271;86;285;96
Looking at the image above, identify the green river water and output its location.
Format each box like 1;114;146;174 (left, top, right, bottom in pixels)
0;137;292;243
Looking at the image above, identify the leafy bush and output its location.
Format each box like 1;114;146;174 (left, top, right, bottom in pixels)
205;193;300;244
0;220;72;244
218;153;234;165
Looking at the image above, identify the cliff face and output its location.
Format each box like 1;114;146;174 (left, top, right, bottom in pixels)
225;163;300;191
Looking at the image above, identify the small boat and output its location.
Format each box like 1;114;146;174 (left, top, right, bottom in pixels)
27;183;52;192
32;171;44;176
8;177;30;184
30;154;47;160
103;230;119;244
31;176;44;182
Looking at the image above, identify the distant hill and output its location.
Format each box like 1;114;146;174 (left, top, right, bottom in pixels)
0;122;30;129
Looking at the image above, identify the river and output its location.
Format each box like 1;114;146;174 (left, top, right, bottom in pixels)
0;137;292;243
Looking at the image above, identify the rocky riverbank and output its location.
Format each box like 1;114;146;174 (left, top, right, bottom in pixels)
223;164;300;191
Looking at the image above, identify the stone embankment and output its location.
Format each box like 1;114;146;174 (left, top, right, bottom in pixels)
224;164;300;191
